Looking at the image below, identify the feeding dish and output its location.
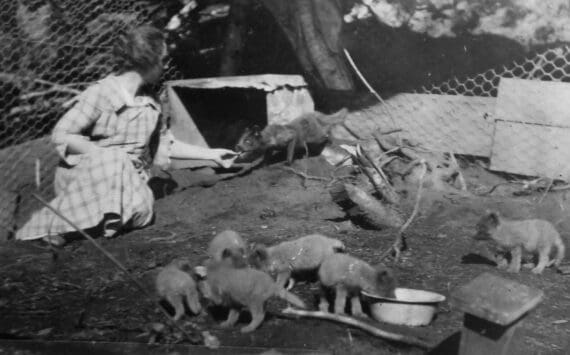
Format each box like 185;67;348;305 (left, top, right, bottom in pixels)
362;288;446;326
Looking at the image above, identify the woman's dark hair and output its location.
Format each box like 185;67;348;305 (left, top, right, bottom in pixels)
113;25;166;82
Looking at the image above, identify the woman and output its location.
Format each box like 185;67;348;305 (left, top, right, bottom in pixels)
16;25;237;245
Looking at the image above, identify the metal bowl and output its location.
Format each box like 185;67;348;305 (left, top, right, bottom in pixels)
362;288;446;326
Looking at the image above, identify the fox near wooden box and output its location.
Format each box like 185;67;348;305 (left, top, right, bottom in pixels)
450;272;543;355
162;75;315;169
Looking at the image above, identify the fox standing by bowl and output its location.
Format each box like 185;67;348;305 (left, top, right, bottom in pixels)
318;253;396;317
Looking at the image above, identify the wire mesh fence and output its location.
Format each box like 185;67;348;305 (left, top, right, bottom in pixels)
0;0;182;239
418;46;570;97
340;45;570;186
2;1;570;239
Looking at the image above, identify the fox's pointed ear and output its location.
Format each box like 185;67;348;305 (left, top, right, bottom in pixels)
251;245;268;261
375;267;395;287
487;211;500;226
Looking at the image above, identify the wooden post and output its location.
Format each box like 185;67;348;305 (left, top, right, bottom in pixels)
450;272;543;355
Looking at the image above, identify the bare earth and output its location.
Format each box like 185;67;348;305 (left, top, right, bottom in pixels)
1;157;569;354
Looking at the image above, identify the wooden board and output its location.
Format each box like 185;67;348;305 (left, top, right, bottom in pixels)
495;78;570;127
0;340;330;355
450;272;543;326
341;93;495;157
489;120;570;180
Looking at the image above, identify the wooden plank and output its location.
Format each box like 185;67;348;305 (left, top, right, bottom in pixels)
489;120;570;180
0;340;330;355
450;272;543;326
495;78;570;127
341;93;495;157
459;314;521;355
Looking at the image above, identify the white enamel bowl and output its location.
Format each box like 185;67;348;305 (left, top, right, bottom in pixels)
362;288;446;326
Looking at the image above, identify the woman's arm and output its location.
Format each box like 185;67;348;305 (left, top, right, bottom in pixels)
57;134;101;155
170;138;238;168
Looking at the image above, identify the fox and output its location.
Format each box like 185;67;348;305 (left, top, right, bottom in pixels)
195;255;306;333
473;211;566;274
235;108;348;164
207;230;249;268
250;234;346;290
155;258;202;321
318;253;396;318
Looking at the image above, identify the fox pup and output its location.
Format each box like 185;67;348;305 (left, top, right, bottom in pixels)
473;211;566;274
196;257;306;333
155;259;202;321
318;253;396;318
235;109;347;164
250;234;346;289
207;230;248;267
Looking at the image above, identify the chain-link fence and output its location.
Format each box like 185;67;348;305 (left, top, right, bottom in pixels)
418;46;570;97
341;45;570;184
0;0;183;239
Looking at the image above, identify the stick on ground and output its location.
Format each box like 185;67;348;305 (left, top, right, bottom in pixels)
380;160;427;262
281;307;431;349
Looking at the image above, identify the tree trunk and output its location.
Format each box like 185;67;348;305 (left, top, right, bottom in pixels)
219;0;250;76
260;0;354;91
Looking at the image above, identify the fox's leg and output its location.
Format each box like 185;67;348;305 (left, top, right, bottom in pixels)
350;295;366;318
318;285;330;312
220;308;240;328
166;294;185;321
185;288;202;315
507;246;522;273
286;138;297;165
333;285;348;315
241;303;265;333
531;246;551;274
275;271;291;289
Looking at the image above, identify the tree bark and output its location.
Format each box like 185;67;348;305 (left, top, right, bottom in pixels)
219;0;250;75
260;0;354;91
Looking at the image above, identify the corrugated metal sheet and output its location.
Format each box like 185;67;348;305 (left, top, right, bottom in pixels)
166;74;309;92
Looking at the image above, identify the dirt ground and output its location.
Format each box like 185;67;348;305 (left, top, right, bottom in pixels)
1;156;569;355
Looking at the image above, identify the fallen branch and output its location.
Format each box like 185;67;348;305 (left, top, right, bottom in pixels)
330;183;404;229
280;166;329;182
356;145;399;204
380;160;427;262
20;87;79;100
343;49;398;133
31;194;203;345
537;177;555;204
281;307;431;349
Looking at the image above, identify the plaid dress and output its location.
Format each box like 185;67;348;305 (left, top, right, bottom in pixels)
16;75;173;241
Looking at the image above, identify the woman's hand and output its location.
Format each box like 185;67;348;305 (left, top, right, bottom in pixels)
209;149;239;169
170;139;239;168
